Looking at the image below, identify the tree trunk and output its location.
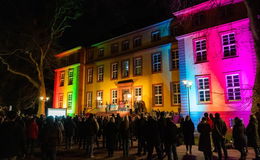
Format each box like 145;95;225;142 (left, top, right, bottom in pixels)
37;71;46;116
244;0;260;113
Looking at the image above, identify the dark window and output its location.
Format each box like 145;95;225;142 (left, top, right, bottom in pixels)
122;40;130;51
133;37;142;47
151;31;161;42
111;43;119;54
98;48;104;57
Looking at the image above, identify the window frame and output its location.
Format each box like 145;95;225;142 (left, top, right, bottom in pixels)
86;91;92;108
221;33;237;58
59;71;65;87
225;73;241;102
87;67;93;83
169;49;179;70
98;48;104;57
196;76;212;104
133;56;142;76
111;43;119;54
67;92;73;109
111;89;118;104
97;65;104;82
151;52;162;73
134;86;143;101
152;83;163;107
58;93;64;108
68;68;74;85
170;82;181;106
122;40;130;51
111;62;118;80
193;38;208;63
133;36;142;48
96;90;103;106
151;30;161;42
121;59;130;78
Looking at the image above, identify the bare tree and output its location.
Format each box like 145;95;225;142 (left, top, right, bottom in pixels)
0;0;82;115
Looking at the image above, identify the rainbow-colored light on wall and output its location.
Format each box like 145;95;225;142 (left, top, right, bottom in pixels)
53;63;80;116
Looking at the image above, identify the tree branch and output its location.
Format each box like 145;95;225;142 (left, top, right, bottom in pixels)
0;57;39;88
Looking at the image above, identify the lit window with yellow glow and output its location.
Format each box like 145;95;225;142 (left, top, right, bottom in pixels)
111;63;118;79
60;71;65;86
153;84;163;106
134;87;142;101
134;57;142;76
97;90;103;106
87;68;93;83
86;92;92;108
171;82;181;105
112;90;118;104
58;93;63;108
97;65;104;81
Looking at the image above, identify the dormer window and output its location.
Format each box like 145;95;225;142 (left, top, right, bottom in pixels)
151;31;161;42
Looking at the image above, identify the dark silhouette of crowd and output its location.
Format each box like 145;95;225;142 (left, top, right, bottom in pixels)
1;106;260;160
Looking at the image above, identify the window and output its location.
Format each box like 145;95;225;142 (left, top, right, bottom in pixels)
226;74;241;101
67;92;73;109
88;52;94;60
222;33;236;57
133;37;142;47
58;93;63;108
111;63;118;79
171;83;181;105
153;84;163;106
170;49;179;70
122;60;129;78
98;48;104;57
134;87;142;101
151;31;161;42
60;71;65;86
86;92;92;108
122;40;130;51
192;13;205;26
133;57;142;76
111;43;119;54
97;91;103;106
97;65;104;81
195;39;207;62
197;77;211;103
68;69;74;85
111;90;118;104
87;68;93;83
152;52;162;72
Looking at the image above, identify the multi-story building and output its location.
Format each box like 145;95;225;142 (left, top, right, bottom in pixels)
82;18;181;113
53;0;256;127
174;0;256;126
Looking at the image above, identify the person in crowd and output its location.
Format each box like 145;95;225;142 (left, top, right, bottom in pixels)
104;117;117;157
64;116;76;150
212;113;228;160
136;114;147;156
26;117;39;157
39;116;61;160
85;114;99;158
232;117;247;160
146;116;162;160
164;116;178;160
102;116;109;148
78;117;86;149
209;113;217;152
0;111;26;160
197;117;212;160
115;113;122;150
204;113;213;129
120;116;130;157
183;115;195;155
158;112;167;154
246;115;260;159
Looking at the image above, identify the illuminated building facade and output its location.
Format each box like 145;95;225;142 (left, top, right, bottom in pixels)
52;0;256;127
83;18;181;113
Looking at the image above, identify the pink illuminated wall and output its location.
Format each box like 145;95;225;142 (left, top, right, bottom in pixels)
177;18;256;127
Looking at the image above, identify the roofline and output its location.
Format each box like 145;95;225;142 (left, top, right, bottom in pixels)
55;63;80;72
173;0;243;17
91;18;173;47
55;46;83;58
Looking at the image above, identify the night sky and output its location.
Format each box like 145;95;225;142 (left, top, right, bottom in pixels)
0;0;205;107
